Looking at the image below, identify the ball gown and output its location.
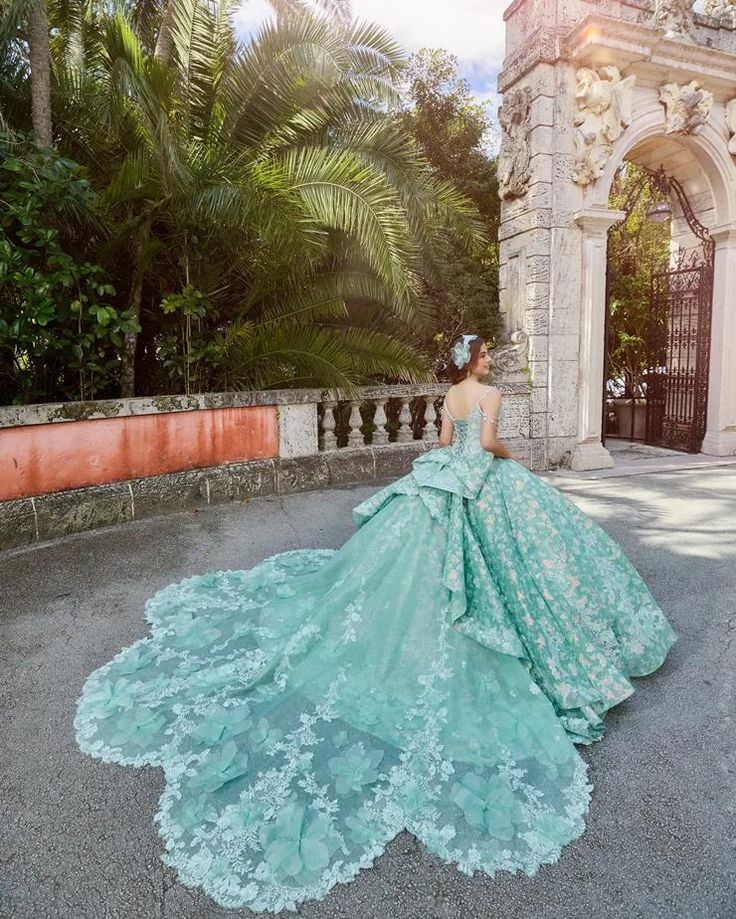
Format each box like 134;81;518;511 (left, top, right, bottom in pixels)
74;394;677;912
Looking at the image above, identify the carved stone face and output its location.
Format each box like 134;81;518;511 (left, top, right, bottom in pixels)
582;80;613;116
572;67;635;186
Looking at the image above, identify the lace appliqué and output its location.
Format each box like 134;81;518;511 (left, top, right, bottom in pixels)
75;407;676;911
75;535;594;912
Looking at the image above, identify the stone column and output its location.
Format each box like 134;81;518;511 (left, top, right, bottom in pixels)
278;402;319;457
702;225;736;456
569;208;626;471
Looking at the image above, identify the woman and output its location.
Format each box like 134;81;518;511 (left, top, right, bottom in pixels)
75;333;676;912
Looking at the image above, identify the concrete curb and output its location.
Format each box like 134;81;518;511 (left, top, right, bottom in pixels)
5;442;730;552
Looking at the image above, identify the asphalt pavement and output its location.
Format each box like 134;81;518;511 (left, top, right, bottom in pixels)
1;466;735;919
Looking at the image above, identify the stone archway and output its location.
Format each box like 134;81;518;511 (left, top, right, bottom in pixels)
579;117;736;465
497;0;736;470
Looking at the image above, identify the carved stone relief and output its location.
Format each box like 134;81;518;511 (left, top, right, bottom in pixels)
703;0;736;26
498;87;532;200
572;66;636;186
653;0;694;40
726;99;736;154
490;331;528;381
659;81;713;134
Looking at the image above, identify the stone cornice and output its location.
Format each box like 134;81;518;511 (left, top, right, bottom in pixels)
564;14;736;94
0;389;318;428
503;0;650;24
0;387;424;428
574;207;627;233
498;9;736;95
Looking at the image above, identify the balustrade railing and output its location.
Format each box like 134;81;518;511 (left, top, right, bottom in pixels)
317;384;448;451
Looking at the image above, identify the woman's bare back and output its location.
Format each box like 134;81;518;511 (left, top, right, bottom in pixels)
445;381;500;420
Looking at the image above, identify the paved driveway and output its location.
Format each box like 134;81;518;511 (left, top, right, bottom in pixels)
1;467;735;919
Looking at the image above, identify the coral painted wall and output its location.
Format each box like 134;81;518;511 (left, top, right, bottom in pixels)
0;406;278;501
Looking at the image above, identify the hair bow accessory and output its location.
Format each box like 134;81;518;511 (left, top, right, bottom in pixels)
450;334;477;369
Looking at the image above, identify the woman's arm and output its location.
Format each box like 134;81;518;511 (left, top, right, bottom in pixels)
486;439;514;459
438;400;454;447
479;389;514;459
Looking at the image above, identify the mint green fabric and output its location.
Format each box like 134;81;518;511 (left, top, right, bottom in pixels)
75;400;676;912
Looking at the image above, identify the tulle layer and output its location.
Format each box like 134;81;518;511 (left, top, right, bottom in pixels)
75;452;675;911
76;495;592;912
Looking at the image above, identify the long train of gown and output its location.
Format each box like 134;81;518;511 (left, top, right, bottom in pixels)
74;401;677;912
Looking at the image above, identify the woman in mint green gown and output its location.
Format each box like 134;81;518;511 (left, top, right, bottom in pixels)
74;333;676;912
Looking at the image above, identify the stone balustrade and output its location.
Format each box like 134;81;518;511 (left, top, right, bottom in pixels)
0;382;531;550
315;385;447;452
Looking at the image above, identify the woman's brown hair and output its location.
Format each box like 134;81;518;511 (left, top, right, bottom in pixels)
447;334;485;384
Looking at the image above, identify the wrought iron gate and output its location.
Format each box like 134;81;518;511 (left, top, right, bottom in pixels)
646;249;713;451
604;166;714;454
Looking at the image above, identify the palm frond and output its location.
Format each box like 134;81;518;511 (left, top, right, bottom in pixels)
222;12;348;147
341;18;406;79
274;145;416;297
170;0;216;137
0;0;29;43
215;320;426;391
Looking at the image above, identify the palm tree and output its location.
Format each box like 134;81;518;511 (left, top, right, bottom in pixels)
2;0;486;397
80;0;482;393
0;0;52;144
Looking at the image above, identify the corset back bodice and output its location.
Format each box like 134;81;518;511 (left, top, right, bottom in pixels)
444;400;497;458
384;396;497;505
449;404;487;458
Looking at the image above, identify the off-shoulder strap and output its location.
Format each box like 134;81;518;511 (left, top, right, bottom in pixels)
477;389;499;425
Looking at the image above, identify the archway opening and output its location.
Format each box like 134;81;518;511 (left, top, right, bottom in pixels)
603;154;714;454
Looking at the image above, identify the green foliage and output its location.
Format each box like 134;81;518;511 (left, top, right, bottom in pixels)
0;132;139;403
0;2;489;403
607;163;671;399
397;49;502;371
400;50;498;227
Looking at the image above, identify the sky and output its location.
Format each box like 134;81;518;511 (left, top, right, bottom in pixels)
232;0;509;143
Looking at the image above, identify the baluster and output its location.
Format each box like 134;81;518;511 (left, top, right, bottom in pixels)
422;397;439;444
320;400;337;451
347;400;365;448
372;399;389;446
397;398;413;443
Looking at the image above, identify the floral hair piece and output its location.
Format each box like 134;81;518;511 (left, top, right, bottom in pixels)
450;334;478;370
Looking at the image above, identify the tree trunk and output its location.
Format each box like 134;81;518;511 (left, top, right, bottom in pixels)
154;0;176;65
26;0;53;147
120;221;151;398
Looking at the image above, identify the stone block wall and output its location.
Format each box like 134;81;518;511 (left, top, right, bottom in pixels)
0;383;533;550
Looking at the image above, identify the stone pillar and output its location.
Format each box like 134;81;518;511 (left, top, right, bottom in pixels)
569;208;625;471
497;0;588;470
278;402;319;457
702;225;736;456
496;0;736;467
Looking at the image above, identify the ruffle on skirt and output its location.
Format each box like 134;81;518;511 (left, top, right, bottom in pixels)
354;450;677;745
353;447;526;660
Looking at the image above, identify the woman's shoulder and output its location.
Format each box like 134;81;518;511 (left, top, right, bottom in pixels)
445;383;500;396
